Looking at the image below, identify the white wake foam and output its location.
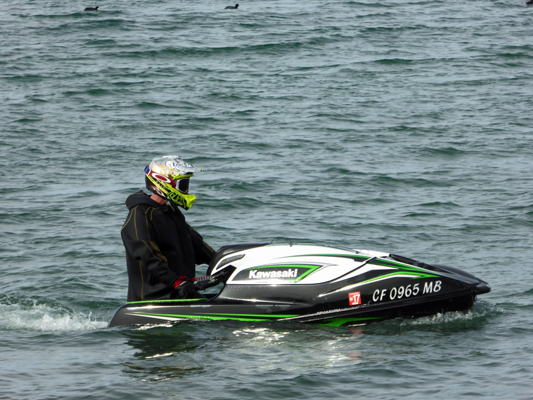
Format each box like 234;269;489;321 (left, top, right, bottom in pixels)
0;300;108;332
405;308;485;326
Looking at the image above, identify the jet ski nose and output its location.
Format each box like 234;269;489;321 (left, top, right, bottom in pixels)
475;281;491;295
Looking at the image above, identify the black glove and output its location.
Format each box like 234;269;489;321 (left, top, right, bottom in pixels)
173;277;196;298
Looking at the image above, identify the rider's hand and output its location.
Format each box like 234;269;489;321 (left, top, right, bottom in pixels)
173;277;196;298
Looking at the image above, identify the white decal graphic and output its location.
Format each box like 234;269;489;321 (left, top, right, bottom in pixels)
248;269;298;279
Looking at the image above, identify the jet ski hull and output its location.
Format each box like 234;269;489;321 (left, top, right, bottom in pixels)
109;244;490;328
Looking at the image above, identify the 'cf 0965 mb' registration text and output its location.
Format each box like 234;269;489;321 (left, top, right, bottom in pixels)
372;280;442;302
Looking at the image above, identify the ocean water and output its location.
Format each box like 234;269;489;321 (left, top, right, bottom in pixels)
1;0;532;398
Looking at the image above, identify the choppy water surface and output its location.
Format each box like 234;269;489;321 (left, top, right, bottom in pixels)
1;0;532;399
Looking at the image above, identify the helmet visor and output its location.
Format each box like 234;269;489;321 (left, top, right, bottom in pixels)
175;177;190;193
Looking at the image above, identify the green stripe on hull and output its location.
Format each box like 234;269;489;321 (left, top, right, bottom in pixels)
130;311;381;326
126;298;208;305
133;312;300;322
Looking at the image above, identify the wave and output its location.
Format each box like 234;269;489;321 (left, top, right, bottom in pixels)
405;308;489;326
0;297;108;332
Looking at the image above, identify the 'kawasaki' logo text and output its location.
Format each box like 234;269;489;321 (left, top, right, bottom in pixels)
249;269;298;279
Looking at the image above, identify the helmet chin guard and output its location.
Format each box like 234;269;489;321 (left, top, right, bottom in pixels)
144;155;201;210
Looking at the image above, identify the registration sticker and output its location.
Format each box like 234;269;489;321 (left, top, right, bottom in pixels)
349;292;361;306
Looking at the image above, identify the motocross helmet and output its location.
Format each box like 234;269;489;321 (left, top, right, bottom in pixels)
144;155;200;210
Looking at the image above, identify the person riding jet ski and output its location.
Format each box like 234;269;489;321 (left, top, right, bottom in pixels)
121;155;215;302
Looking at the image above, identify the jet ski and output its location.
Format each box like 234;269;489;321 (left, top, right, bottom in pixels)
109;243;491;328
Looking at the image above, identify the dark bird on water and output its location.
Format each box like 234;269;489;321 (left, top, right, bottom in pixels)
84;6;99;11
527;0;533;5
225;4;239;9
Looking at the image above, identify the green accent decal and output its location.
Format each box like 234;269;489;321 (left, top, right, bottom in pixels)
286;253;441;276
354;271;439;286
133;311;382;326
134;312;300;322
371;258;432;272
126;298;208;305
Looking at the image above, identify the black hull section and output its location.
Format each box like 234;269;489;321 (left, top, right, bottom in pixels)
109;284;487;328
109;244;491;328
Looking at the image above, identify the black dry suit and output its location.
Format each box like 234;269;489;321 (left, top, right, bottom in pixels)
121;191;214;302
